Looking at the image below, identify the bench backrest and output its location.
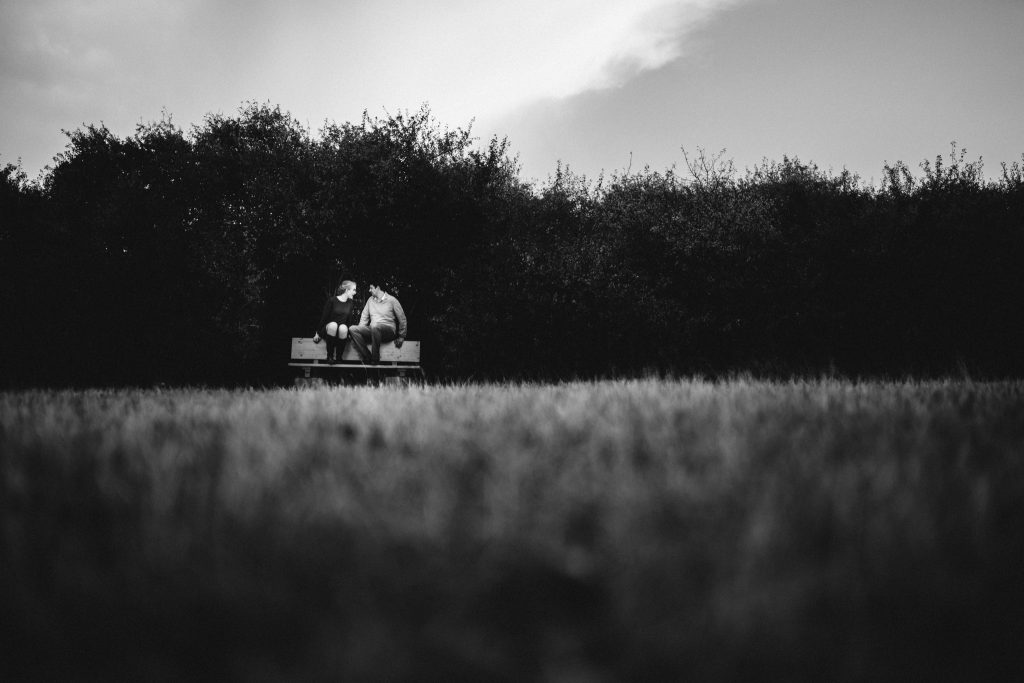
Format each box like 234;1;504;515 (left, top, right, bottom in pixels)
290;337;421;363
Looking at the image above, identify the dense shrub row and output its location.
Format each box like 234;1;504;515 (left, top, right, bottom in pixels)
2;103;1023;385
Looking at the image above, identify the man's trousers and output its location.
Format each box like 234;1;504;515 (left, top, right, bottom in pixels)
348;323;396;363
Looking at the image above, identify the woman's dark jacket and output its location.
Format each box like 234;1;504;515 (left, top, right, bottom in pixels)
318;297;357;334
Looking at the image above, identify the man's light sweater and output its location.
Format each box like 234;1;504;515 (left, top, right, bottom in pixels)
359;294;408;339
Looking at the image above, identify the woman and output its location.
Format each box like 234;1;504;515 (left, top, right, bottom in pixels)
313;280;358;364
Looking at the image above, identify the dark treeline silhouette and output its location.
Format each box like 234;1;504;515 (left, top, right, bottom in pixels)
2;102;1023;386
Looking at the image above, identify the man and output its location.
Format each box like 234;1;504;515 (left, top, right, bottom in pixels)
349;282;407;364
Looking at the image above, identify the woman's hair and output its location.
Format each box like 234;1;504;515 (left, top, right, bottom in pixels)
336;280;356;295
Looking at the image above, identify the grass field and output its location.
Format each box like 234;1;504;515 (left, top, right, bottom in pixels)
2;379;1024;681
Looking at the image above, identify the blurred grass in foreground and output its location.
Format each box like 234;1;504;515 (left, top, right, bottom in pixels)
2;379;1024;681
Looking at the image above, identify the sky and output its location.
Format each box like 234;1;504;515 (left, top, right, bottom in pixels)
2;0;1023;186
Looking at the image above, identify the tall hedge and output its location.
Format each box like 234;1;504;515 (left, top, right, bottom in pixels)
2;106;1022;386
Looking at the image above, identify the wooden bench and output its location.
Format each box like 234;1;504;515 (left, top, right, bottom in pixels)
289;337;424;386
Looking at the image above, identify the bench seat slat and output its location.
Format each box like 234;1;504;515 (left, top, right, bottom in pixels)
288;362;421;369
290;337;420;363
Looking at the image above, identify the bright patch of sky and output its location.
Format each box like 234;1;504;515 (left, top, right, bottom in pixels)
265;0;740;115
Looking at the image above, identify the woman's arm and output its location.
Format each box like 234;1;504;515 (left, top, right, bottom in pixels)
315;298;333;337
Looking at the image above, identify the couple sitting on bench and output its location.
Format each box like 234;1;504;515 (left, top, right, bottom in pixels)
313;280;407;365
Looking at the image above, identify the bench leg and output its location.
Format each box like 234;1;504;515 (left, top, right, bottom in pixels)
295;366;317;388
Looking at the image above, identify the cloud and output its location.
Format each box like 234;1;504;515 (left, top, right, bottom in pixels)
0;0;747;173
245;0;749;124
330;0;745;117
2;0;742;117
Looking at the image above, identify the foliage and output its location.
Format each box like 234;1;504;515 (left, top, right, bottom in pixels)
2;104;1023;384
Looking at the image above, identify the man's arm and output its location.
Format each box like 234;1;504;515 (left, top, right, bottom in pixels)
358;300;370;327
392;298;408;343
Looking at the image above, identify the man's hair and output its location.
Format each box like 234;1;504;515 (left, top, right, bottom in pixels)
336;280;356;295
